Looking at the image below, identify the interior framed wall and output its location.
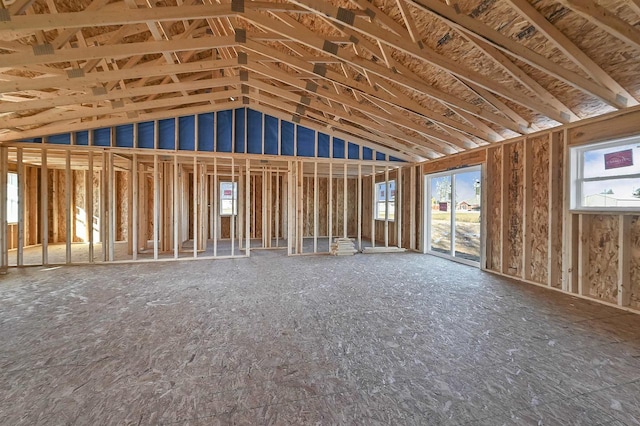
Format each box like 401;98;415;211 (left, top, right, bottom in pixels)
419;107;640;314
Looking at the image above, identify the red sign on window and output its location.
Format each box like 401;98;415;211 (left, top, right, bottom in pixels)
439;202;448;212
604;149;633;169
224;190;232;196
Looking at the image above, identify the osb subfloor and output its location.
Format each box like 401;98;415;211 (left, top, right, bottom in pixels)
1;252;640;425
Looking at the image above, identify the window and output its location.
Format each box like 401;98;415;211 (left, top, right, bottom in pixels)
570;136;640;211
7;173;18;224
374;180;395;221
219;182;237;216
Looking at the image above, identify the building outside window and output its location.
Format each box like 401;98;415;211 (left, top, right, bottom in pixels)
570;136;640;211
219;181;238;216
375;180;395;221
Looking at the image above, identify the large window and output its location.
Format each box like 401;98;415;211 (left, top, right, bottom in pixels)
374;180;395;221
570;136;640;211
7;173;18;224
219;182;238;216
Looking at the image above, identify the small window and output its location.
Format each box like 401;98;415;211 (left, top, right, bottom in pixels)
7;173;18;224
570;136;640;211
219;182;238;216
374;180;395;221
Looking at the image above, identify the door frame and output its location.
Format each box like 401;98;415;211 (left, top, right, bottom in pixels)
423;165;484;267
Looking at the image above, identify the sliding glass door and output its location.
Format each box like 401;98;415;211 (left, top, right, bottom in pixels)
425;166;482;266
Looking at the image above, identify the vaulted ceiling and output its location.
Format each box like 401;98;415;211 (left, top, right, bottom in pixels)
1;0;639;162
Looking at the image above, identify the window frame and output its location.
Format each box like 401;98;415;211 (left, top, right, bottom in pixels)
374;179;395;222
570;135;640;212
219;181;238;216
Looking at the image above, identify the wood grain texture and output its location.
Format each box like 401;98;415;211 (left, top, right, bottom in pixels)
529;136;549;285
587;215;619;304
487;146;502;271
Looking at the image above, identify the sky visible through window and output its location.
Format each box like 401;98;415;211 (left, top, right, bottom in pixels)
583;141;640;199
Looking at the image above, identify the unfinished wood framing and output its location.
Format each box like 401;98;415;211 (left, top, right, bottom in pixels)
2;0;640;324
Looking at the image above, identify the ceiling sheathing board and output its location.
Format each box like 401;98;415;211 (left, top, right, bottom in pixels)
0;0;638;156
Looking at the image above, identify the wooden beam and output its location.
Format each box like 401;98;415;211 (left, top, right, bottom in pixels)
283;1;575;121
41;147;48;265
508;0;637;106
0;35;236;68
0;4;234;31
408;0;628;109
0;90;240;130
16;148;24;266
560;0;640;54
0;76;240;114
65;150;72;264
87;152;94;263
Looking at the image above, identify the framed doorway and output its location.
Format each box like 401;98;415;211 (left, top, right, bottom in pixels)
424;166;483;266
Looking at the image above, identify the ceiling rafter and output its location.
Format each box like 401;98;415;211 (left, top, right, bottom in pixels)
0;0;638;159
287;0;572;123
559;0;640;53
508;0;638;106
407;0;629;110
241;11;523;132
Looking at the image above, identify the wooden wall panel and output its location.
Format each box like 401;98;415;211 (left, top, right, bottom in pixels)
318;177;328;237
347;179;358;237
504;142;524;277
586;215;619;304
116;171;128;242
550;132;564;289
528;136;549;284
486;147;502;271
630;215;640;310
401;167;411;249
146;174;154;242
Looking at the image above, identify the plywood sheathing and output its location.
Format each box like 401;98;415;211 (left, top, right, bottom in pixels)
486;146;502;271
630;215;640;310
116;171;129;242
550;131;565;289
586;215;619;304
528;135;550;285
504;141;524;277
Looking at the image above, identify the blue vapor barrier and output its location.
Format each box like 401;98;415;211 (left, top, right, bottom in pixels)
317;133;330;158
178;116;195;150
48;133;70;145
115;124;134;148
363;147;373;160
281;120;294;156
16;107;404;163
93;128;111;147
296;125;315;157
348;142;359;160
76;131;89;146
197;113;214;151
138;121;155;149
264;114;278;155
333;137;345;159
247;109;262;154
234;108;245;153
216;110;232;152
158;119;175;150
